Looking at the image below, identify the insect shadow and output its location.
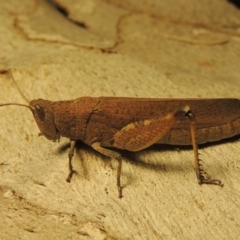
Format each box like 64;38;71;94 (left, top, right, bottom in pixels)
56;135;239;184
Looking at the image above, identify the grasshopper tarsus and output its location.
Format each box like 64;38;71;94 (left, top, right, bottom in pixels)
198;178;224;187
66;170;76;183
118;186;123;199
197;168;224;187
197;148;223;186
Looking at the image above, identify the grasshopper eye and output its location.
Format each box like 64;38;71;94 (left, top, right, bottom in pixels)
35;105;45;122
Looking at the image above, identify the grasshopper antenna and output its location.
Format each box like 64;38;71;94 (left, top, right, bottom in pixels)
0;70;32;110
9;70;30;104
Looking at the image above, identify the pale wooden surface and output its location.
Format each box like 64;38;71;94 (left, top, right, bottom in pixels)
0;0;240;239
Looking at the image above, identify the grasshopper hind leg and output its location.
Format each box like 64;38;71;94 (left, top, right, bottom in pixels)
186;110;224;187
113;107;224;189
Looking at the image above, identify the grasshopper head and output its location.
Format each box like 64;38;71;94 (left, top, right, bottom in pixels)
30;99;60;141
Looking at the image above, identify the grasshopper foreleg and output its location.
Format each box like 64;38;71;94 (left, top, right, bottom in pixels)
66;140;76;182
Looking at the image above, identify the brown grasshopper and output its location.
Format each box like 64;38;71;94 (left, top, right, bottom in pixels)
1;71;240;198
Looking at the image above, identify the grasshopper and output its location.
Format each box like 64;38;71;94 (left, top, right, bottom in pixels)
1;70;239;198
